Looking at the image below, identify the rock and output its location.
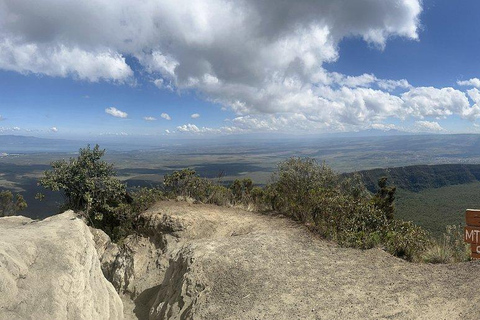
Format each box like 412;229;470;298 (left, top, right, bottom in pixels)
0;211;124;320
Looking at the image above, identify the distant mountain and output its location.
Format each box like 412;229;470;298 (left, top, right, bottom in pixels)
351;164;480;193
0;135;82;153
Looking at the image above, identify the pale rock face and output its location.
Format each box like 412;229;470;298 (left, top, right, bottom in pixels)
0;211;124;320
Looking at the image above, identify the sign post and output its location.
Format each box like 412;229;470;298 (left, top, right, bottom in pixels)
464;209;480;259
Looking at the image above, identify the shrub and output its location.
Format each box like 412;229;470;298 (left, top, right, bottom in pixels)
0;190;27;217
164;169;233;205
39;145;130;240
267;157;433;261
422;225;470;263
269;157;338;221
110;187;165;241
383;220;432;262
229;178;253;205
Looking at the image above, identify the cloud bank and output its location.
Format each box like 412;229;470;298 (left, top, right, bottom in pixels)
2;0;479;133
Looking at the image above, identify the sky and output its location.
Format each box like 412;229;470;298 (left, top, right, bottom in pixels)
1;0;480;140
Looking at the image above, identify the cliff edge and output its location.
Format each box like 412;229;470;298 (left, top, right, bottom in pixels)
2;202;480;319
0;211;124;320
96;201;480;320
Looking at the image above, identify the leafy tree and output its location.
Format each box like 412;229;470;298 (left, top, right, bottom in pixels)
0;190;27;217
372;177;396;220
39;144;127;232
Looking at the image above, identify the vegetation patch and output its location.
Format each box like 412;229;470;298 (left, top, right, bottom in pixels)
33;145;471;262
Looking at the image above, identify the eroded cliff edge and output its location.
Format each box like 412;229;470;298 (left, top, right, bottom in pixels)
3;202;480;320
95;200;480;320
0;211;124;320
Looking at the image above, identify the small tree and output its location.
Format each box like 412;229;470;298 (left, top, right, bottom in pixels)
372;177;396;220
0;190;27;217
39;144;126;227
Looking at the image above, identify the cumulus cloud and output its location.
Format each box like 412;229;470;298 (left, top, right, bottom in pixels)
143;116;156;121
401;87;477;120
8;0;478;134
50;126;58;132
458;78;480;89
413;121;444;132
190;113;200;119
105;107;128;118
161;113;171;120
176;123;222;134
0;126;21;132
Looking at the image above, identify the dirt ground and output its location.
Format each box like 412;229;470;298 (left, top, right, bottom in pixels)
128;201;480;319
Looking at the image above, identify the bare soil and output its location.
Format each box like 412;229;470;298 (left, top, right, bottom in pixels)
128;201;480;319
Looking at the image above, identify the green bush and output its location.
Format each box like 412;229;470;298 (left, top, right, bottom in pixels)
0;190;27;217
39;145;126;215
164;168;233;205
267;157;433;261
39;145;136;241
229;178;253;205
422;225;470;263
269;157;338;221
383;220;432;261
110;187;165;241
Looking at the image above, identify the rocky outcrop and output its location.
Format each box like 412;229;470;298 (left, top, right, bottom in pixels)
5;202;480;319
0;211;124;320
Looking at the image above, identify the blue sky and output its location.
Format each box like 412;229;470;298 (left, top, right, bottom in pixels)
1;0;480;139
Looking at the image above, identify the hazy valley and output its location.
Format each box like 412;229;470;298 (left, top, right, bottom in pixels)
2;133;480;235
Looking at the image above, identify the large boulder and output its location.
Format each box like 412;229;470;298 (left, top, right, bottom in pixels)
0;211;124;320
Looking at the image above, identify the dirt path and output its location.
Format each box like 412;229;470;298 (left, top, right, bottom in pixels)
131;201;480;319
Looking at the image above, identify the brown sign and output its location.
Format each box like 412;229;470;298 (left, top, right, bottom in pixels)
466;209;480;226
465;209;480;259
464;226;480;243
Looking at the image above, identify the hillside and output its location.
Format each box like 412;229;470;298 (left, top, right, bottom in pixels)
352;164;480;193
349;164;480;236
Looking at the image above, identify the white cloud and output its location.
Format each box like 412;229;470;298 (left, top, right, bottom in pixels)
0;115;4;121
401;87;475;120
0;39;133;82
190;113;200;119
12;126;20;131
50;126;58;132
0;0;421;94
100;132;128;136
143;116;157;121
332;73;377;88
413;121;444;132
377;79;411;91
161;113;171;120
458;78;480;89
11;1;480;134
105;107;128;118
0;127;19;132
176;123;221;134
165;129;171;134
